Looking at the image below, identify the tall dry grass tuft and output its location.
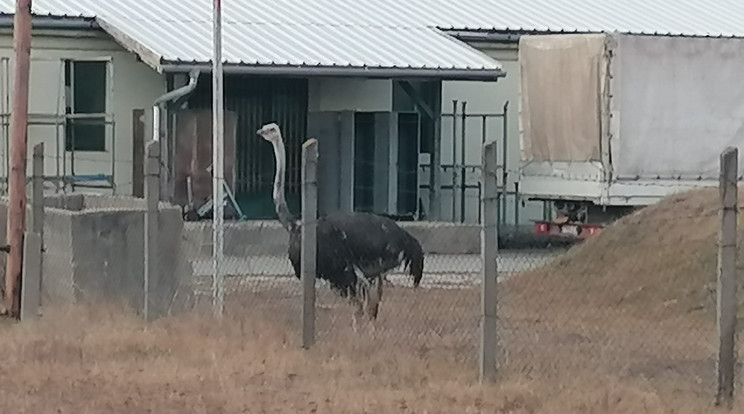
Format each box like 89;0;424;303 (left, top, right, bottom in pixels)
0;300;739;413
3;187;744;412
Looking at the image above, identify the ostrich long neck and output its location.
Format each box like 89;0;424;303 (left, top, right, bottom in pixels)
270;136;294;230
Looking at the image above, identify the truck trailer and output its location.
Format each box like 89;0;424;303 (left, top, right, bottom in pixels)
517;32;744;239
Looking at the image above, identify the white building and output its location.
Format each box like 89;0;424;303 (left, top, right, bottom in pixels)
0;0;739;228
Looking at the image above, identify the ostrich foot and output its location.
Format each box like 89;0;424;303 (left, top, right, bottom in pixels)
367;318;378;336
382;274;395;287
351;299;365;334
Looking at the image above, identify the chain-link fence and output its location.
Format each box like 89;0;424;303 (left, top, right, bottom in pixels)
9;136;742;409
498;200;740;400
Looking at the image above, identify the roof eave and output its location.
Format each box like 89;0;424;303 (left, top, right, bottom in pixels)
95;17;164;73
0;14;98;30
160;62;505;81
0;14;166;72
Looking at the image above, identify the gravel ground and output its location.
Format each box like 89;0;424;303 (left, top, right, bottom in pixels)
189;249;566;292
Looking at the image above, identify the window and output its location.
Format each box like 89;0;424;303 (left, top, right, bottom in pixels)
392;80;438;154
64;60;107;152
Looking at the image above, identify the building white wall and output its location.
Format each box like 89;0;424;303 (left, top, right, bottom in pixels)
308;78;392;112
440;42;545;226
305;51;546;226
0;31;545;225
0;28;166;196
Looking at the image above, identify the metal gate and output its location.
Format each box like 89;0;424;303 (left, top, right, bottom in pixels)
188;75;308;219
419;100;513;226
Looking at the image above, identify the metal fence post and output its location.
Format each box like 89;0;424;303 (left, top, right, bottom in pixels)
144;140;160;322
31;143;44;239
301;138;318;349
20;143;44;321
428;81;442;221
715;146;738;408
480;140;499;383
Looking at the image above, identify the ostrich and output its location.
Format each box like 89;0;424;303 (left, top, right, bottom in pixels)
257;122;425;328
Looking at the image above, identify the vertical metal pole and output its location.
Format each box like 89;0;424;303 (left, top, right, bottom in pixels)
212;0;225;317
480;140;499;383
2;58;9;192
460;101;467;223
69;64;76;192
501;101;509;226
301;139;318;349
4;0;32;318
151;105;163;200
428;81;442;221
55;59;63;194
450;99;457;221
144;141;160;322
514;182;520;226
111;116;117;194
478;115;487;224
715;146;738;408
152;105;160;142
31;142;43;309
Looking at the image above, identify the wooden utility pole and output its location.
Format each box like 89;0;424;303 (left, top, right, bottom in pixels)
3;0;33;318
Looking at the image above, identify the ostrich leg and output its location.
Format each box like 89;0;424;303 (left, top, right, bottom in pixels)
350;294;365;333
366;273;383;320
364;274;384;335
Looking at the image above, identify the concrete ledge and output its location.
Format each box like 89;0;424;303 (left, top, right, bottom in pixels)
1;194;192;319
183;219;482;256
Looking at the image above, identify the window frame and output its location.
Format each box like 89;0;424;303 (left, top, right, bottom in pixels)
63;57;112;153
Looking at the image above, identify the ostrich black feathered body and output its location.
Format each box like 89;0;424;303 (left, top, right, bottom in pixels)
257;122;425;319
286;211;424;297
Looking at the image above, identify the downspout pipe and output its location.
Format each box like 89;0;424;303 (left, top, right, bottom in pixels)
151;69;200;201
152;68;200;142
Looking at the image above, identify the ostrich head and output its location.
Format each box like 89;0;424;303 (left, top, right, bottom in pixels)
257;122;282;144
257;122;296;231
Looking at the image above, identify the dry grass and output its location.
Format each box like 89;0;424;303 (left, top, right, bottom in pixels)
507;186;744;317
3;187;744;412
1;298;740;414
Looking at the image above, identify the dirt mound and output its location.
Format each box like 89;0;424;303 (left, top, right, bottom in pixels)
507;186;744;317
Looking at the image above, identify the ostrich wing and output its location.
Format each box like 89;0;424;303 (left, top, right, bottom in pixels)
286;217;360;296
321;212;424;285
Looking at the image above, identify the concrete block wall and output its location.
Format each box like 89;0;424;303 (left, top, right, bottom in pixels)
0;195;77;305
182;219;481;258
1;194;193;318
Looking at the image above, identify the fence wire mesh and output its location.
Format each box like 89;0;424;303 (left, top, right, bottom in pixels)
498;207;744;396
182;220;490;364
14;136;744;412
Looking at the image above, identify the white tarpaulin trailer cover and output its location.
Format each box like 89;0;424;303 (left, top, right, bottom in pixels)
613;34;744;180
520;33;744;181
519;34;607;164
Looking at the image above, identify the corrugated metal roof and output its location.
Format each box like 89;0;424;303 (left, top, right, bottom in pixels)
2;0;744;37
4;0;742;37
1;0;743;76
421;0;744;37
0;0;505;79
